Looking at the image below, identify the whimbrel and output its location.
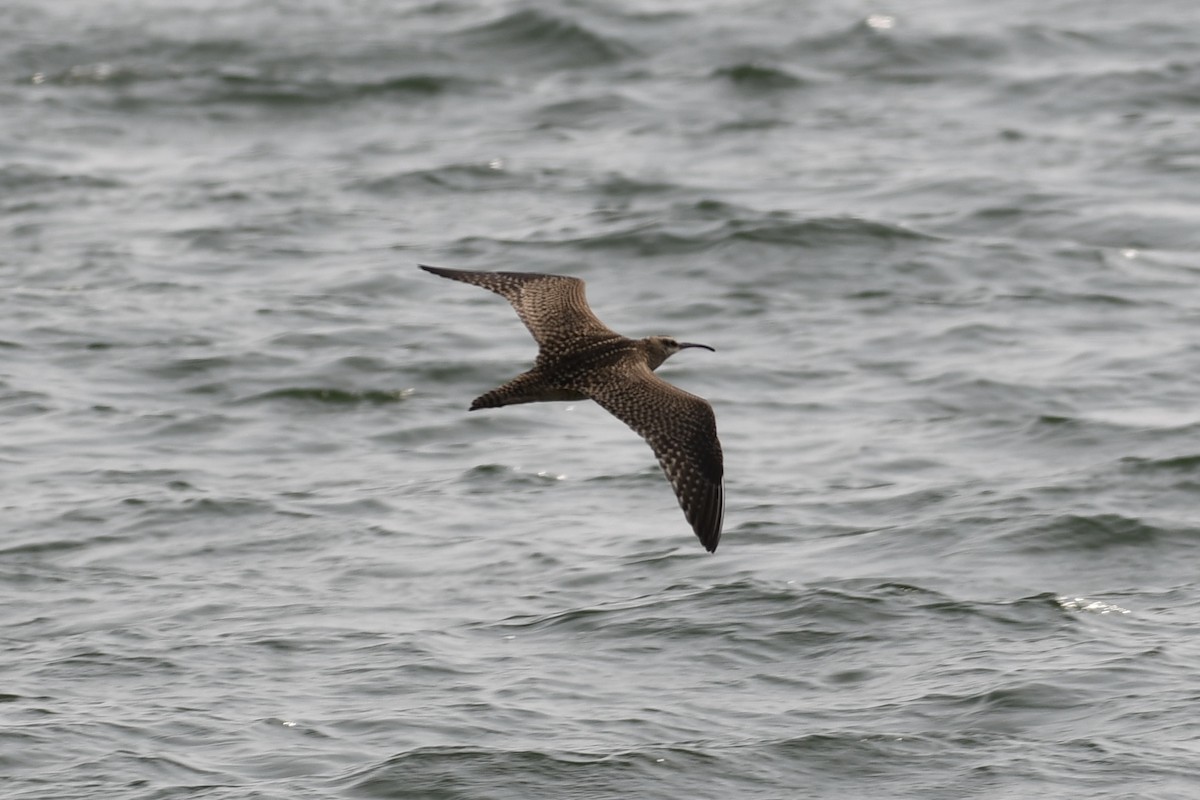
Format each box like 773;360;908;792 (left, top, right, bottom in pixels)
421;265;725;552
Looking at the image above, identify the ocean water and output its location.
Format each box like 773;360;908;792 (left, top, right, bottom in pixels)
4;0;1200;797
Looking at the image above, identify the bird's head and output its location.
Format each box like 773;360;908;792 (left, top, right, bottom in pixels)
644;336;715;370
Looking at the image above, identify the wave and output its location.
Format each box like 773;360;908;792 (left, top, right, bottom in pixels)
352;163;529;195
453;9;635;70
237;387;413;406
17;56;470;109
201;71;467;106
481;578;1068;642
1121;454;1200;474
448;211;932;256
1005;60;1200;114
791;18;1009;83
339;744;685;799
0;164;125;191
1010;513;1190;551
712;63;811;91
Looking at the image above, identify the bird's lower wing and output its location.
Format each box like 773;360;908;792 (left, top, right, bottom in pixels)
583;366;725;552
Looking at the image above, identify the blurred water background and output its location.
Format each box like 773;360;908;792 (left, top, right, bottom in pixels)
4;0;1200;797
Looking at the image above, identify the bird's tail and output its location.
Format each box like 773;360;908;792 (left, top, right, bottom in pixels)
469;371;587;411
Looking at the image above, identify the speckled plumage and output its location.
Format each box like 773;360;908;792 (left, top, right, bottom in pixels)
420;264;725;552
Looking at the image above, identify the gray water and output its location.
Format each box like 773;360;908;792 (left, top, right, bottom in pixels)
4;1;1200;797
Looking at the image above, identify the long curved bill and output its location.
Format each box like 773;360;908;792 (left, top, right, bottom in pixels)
678;342;715;352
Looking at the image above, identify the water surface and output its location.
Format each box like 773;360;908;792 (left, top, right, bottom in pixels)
4;1;1200;797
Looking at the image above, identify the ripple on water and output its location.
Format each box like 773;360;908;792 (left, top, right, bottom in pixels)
452;9;636;70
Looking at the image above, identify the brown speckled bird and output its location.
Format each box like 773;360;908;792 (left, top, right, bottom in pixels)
420;265;725;552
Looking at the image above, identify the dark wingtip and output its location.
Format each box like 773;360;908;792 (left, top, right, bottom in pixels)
421;264;473;282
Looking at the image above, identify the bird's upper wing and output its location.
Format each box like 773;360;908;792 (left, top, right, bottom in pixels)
582;364;724;552
420;265;618;357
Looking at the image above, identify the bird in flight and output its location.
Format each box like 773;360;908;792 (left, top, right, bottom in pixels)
421;265;725;552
